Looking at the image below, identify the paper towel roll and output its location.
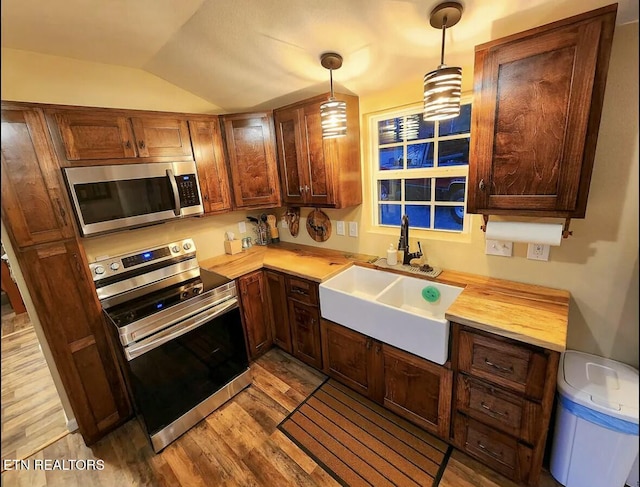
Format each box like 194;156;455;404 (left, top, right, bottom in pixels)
485;221;563;246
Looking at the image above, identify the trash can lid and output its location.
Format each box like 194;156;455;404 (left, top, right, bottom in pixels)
558;350;639;424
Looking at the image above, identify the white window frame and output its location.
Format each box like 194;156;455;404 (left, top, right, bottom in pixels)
369;96;472;234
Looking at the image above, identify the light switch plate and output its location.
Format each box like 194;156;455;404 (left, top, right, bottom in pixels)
485;239;513;257
238;221;247;234
336;221;345;236
348;221;358;237
527;243;550;261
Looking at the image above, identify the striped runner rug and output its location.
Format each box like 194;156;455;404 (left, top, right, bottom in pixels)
278;379;452;487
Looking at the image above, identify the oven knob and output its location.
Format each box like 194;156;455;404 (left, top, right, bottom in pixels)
171;245;180;253
110;262;120;271
94;265;105;275
193;287;202;295
183;242;192;251
181;291;189;299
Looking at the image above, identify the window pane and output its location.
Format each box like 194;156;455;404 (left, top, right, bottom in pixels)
406;205;430;229
404;114;434;141
435;177;466;202
439;104;472;136
438;138;469;167
435;205;464;230
407;143;433;169
405;178;431;201
379;179;401;201
379;204;402;226
378;118;402;144
379;146;404;170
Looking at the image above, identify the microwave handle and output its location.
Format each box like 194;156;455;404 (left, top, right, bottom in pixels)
166;169;181;216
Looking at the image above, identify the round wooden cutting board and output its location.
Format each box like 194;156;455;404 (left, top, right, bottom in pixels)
306;209;332;242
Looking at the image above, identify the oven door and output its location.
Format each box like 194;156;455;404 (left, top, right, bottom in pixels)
122;298;249;450
63;161;204;236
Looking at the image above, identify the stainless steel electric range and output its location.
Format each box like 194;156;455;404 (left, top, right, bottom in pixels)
91;238;251;453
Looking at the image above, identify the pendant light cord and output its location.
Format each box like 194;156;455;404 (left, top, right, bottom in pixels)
440;15;447;67
329;68;335;100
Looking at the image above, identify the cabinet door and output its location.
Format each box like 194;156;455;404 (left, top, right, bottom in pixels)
53;111;137;160
189;119;232;213
238;270;273;360
301;101;334;206
469;8;616;217
274;107;306;206
1;108;75;247
17;240;131;444
321;320;383;402
223;113;281;209
382;345;453;438
265;271;292;353
289;300;322;369
130;116;193;159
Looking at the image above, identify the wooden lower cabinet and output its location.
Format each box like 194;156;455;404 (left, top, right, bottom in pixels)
319;320;452;437
16;239;131;444
289;300;322;369
451;323;559;486
238;270;273;360
264;270;292;353
383;345;453;439
320;319;383;402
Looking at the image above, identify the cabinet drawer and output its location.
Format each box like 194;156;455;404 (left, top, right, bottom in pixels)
457;329;548;400
456;375;542;445
286;277;318;306
453;413;532;484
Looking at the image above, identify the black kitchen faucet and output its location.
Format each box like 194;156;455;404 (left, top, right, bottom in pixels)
398;215;423;265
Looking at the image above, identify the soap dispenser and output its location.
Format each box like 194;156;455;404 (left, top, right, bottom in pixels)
387;244;398;266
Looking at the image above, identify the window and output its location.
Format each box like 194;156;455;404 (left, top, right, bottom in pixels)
371;99;472;232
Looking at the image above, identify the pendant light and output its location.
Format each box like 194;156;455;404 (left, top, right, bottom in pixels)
423;2;463;121
320;52;347;139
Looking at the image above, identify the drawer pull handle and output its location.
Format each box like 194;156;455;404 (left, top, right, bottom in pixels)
484;359;513;373
481;402;508;417
477;442;503;459
291;288;306;295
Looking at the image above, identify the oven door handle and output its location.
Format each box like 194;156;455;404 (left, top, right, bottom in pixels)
167;169;181;216
124;298;238;361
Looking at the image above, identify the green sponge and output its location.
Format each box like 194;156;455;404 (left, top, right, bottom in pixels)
422;285;441;303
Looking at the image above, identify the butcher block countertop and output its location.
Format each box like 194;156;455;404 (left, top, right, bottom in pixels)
200;242;569;352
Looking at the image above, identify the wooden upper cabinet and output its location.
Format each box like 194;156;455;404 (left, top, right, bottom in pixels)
188;118;232;214
274;93;362;208
1;107;75;247
50;110;194;164
467;5;616;218
222;112;281;209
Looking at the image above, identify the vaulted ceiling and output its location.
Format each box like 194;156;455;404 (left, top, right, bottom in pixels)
2;0;638;112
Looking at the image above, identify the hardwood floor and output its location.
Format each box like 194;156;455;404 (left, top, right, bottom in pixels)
1;303;32;338
1;323;68;466
0;348;561;486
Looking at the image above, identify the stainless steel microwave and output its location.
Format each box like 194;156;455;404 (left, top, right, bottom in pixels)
63;161;204;237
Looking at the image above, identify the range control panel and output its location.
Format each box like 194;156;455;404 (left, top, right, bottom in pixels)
89;238;196;281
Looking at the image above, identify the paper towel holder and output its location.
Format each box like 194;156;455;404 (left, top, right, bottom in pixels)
480;215;574;239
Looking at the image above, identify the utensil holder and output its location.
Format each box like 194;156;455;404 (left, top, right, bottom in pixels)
224;239;242;255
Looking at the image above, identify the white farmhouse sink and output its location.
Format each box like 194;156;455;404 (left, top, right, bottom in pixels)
319;266;463;365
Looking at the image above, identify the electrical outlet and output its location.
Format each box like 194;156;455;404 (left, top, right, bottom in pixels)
238;221;246;234
280;216;288;229
485;239;513;257
336;221;345;236
348;221;358;237
527;243;550;261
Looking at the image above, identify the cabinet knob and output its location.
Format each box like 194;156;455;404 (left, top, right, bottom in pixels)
305;185;310;193
55;197;67;224
138;140;145;149
125;140;132;149
479;179;486;191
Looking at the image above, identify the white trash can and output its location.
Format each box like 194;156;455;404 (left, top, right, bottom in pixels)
550;350;639;487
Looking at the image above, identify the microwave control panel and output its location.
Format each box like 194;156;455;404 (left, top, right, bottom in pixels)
177;174;200;207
